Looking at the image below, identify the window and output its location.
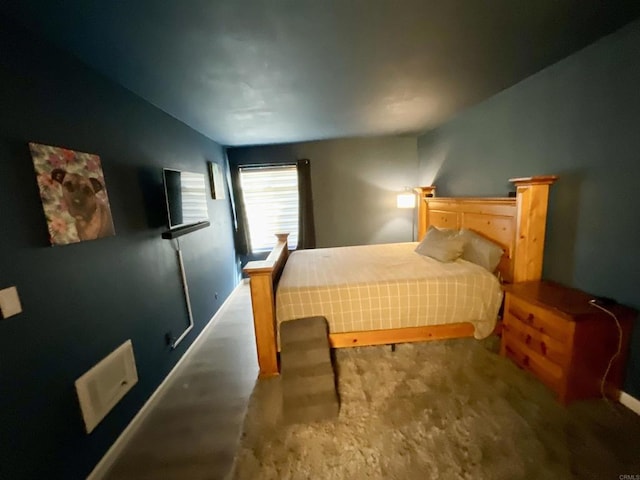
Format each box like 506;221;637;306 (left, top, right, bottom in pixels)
239;165;299;253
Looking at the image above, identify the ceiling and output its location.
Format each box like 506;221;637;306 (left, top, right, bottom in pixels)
3;1;639;146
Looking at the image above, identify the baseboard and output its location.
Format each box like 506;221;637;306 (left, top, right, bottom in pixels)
87;283;244;480
619;391;640;416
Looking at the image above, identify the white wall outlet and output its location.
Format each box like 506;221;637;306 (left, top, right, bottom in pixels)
0;286;22;319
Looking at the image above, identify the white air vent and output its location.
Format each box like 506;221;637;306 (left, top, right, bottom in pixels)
75;340;138;434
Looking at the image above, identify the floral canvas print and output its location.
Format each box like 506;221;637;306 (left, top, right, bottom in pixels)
29;142;115;246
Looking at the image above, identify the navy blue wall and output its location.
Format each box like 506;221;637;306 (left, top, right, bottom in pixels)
0;22;237;479
418;19;640;397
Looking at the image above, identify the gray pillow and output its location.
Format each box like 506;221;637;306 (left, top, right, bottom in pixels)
415;226;464;262
458;228;504;272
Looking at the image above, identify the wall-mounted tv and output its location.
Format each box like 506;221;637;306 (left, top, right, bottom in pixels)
162;168;210;235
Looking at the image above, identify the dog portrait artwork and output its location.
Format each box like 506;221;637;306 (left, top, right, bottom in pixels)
29;143;115;246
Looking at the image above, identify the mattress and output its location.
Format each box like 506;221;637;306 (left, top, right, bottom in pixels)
276;242;503;339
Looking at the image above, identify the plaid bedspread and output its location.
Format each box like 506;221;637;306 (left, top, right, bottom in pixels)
276;243;502;339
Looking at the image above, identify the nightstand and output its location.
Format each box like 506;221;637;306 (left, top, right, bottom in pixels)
500;281;636;404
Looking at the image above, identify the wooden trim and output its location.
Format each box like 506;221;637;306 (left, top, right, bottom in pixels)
243;233;289;377
510;176;557;282
509;175;558;186
414;185;436;240
620;391;640;416
329;323;476;348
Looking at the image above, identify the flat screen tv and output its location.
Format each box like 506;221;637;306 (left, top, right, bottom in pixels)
163;168;210;231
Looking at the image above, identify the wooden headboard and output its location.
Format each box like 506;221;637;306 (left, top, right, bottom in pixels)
415;176;557;283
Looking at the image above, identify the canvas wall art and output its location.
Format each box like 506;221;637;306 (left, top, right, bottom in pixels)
29;142;115;246
208;161;226;200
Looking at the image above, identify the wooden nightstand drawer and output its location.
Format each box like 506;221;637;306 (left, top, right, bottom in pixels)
502;316;568;367
507;295;572;343
503;338;564;392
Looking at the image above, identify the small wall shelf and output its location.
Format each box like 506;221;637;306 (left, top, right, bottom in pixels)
161;221;210;240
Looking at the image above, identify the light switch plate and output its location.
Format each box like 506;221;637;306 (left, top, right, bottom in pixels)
0;286;22;319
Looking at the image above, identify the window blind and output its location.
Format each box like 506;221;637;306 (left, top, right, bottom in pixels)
239;165;299;252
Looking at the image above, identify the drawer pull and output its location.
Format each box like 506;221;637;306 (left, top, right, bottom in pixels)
540;342;547;355
511;308;535;325
522;356;530;366
525;334;532;345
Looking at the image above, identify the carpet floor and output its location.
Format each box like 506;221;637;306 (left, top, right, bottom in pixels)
231;337;640;480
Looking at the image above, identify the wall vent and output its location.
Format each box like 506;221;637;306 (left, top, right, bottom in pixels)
75;339;138;434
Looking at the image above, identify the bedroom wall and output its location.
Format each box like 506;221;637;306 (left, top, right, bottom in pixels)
417;19;640;397
0;21;237;479
227;136;418;253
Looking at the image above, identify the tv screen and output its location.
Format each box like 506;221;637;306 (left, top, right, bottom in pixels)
163;168;209;229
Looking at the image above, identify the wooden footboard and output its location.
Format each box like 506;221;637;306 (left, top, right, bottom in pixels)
243;233;289;377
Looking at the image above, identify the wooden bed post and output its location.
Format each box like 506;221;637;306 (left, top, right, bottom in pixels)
414;186;436;241
243;233;290;377
510;175;558;282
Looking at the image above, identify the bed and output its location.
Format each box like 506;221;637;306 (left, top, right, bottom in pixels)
244;175;557;377
276;243;503;341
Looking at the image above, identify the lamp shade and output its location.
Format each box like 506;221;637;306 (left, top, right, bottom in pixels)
396;192;415;209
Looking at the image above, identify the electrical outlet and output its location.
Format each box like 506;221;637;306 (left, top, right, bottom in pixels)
0;286;22;319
